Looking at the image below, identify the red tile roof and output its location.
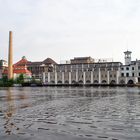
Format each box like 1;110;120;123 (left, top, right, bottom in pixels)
3;57;32;75
13;69;31;74
13;57;29;67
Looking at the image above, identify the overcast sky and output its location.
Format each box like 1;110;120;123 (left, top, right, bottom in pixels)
0;0;140;64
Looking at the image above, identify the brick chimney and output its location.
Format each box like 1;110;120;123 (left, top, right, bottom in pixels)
8;31;13;79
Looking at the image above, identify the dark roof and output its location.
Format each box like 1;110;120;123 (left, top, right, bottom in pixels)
27;61;43;66
27;58;57;66
43;58;57;64
71;57;93;60
56;62;122;66
124;51;132;54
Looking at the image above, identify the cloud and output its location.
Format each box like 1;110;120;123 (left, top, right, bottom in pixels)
0;0;140;63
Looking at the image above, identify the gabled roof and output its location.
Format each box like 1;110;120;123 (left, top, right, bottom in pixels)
27;58;57;66
13;57;29;67
43;58;57;64
27;61;42;66
3;69;31;74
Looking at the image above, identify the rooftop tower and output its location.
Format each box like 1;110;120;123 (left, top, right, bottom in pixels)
124;50;132;65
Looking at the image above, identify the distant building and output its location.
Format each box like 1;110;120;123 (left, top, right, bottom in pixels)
43;51;140;85
2;50;140;85
0;60;8;79
0;60;8;68
124;50;132;65
3;56;32;79
27;58;57;80
70;57;94;64
44;57;122;85
119;51;140;84
2;56;57;81
13;56;32;79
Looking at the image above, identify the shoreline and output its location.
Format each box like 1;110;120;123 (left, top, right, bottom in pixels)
21;83;139;87
1;83;140;87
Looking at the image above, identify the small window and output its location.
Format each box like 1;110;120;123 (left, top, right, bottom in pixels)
139;73;140;76
132;67;134;70
121;67;124;70
126;67;129;70
110;74;112;78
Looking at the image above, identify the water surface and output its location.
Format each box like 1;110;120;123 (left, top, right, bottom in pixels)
0;87;140;140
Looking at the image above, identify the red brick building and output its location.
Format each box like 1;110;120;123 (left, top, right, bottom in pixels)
3;56;32;79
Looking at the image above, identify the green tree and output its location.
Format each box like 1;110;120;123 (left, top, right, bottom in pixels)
7;78;14;86
0;76;14;87
2;75;8;83
16;74;24;84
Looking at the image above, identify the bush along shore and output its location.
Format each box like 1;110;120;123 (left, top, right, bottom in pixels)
0;74;42;87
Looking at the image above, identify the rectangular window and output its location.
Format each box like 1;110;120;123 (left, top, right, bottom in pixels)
126;73;129;77
139;73;140;76
121;73;124;77
121;67;124;70
132;73;134;77
132;67;134;70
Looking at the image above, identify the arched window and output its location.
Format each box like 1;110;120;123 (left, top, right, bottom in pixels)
72;80;76;84
127;80;134;85
102;80;107;84
120;80;125;84
65;80;69;84
86;80;91;84
58;80;62;84
93;80;98;84
110;80;116;85
79;80;83;84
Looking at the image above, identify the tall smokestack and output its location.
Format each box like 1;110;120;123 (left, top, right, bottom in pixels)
8;31;13;79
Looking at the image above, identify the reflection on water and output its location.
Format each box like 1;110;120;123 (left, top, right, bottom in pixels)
4;89;19;135
0;88;31;135
0;87;140;140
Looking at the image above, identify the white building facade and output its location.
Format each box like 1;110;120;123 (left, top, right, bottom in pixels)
119;51;140;84
42;51;140;85
44;62;122;85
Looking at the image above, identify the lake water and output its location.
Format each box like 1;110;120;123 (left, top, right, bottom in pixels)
0;86;140;140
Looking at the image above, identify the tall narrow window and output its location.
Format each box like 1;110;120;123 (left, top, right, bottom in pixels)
126;73;129;77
